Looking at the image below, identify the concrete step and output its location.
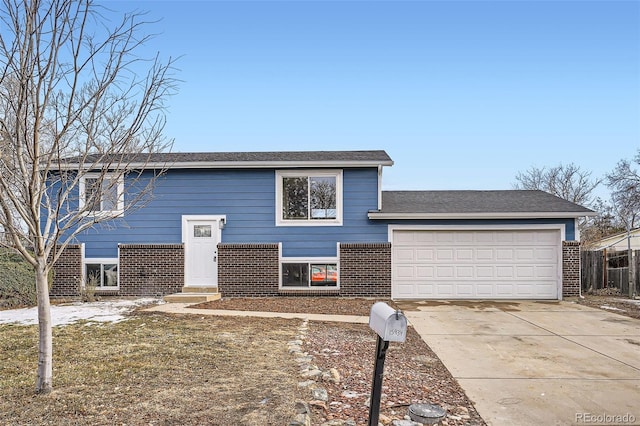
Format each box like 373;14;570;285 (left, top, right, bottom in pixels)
181;286;219;294
164;291;221;304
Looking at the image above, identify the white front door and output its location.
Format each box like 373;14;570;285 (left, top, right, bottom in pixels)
183;215;225;287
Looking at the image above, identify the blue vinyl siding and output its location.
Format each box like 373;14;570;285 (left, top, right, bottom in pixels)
64;166;579;259
75;167;388;258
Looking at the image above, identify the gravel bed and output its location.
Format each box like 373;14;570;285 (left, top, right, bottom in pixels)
573;294;640;320
304;321;485;426
192;297;486;425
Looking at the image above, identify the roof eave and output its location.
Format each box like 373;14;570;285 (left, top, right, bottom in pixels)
55;159;395;170
367;211;598;220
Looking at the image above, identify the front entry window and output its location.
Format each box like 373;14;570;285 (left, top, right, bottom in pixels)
194;225;212;238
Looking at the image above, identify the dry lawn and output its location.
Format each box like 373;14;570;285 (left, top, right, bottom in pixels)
0;313;303;426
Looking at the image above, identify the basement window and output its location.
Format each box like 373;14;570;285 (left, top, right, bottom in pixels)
281;262;338;288
84;259;119;289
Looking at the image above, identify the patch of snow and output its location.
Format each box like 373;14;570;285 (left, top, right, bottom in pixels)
600;305;625;312
0;298;162;326
615;298;640;307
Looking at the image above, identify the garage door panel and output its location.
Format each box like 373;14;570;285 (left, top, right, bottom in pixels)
455;233;474;243
393;229;560;300
456;284;474;296
415;283;434;296
395;248;415;262
516;266;535;278
456;266;474;278
395;283;416;297
396;266;415;278
394;231;416;244
515;248;535;260
436;266;454;278
415;232;437;244
534;282;556;295
496;233;515;243
496;266;514;278
514;284;534;297
476;266;494;278
436;249;454;260
536;265;556;278
416;266;434;278
496;249;514;260
496;283;515;295
456;249;474;261
436;233;455;243
536;248;557;261
476;249;494;260
475;233;495;243
515;232;536;243
436;283;454;296
536;232;560;244
416;249;434;261
475;284;494;296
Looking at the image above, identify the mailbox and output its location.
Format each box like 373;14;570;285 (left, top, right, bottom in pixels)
369;302;407;343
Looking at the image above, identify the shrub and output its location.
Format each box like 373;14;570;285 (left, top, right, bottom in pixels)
0;251;37;309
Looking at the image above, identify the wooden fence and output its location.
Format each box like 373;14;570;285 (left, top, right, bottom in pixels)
581;249;640;296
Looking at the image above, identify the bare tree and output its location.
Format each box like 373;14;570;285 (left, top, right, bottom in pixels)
580;197;625;246
0;0;176;393
513;163;601;207
606;150;640;230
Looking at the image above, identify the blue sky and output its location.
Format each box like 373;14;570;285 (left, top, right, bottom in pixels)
108;0;639;198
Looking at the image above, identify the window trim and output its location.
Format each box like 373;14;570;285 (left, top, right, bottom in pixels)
279;256;340;290
78;173;125;217
275;169;343;226
83;258;119;290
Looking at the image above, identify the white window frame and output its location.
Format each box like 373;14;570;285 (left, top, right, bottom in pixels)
79;173;125;217
275;170;343;226
279;256;339;290
83;258;119;289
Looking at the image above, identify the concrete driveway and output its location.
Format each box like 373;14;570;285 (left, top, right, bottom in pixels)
398;300;640;426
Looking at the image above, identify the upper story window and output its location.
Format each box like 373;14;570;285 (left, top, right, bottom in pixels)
276;170;343;226
79;173;124;217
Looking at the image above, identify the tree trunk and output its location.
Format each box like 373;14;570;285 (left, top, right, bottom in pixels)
35;265;53;394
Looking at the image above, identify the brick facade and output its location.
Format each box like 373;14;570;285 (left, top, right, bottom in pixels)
562;241;581;297
217;242;392;297
218;243;280;297
338;242;392;297
118;244;184;296
51;245;84;297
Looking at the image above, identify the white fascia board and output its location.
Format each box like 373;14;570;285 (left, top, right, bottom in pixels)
368;211;598;220
57;160;394;170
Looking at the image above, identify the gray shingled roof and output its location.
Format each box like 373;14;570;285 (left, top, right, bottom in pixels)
372;190;594;217
63;150;393;166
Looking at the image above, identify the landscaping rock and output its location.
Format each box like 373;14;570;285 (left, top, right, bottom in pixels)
312;387;329;401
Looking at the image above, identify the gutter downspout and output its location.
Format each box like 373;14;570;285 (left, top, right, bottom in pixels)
377;165;382;211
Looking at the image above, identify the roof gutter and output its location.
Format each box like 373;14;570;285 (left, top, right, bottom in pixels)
367;211;598;220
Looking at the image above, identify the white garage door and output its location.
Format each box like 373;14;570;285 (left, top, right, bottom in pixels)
392;229;560;300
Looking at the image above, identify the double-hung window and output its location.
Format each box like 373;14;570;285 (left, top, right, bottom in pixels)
276;170;342;226
79;173;124;217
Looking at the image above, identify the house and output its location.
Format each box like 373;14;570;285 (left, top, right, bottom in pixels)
50;150;595;300
587;229;640;251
